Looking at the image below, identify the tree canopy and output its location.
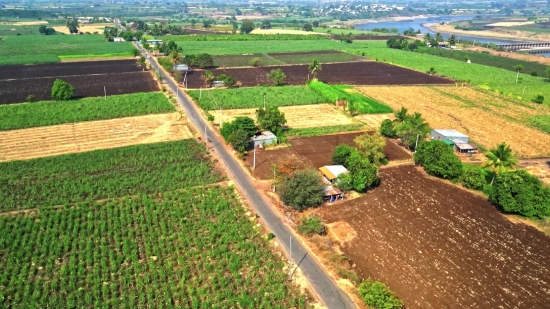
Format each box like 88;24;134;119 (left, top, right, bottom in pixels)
308;59;322;79
414;140;463;180
483;142;518;185
354;133;387;166
256;106;287;134
267;69;286;86
240;19;255;34
51;79;74;101
278;169;325;211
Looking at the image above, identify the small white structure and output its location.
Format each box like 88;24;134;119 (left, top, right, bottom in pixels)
173;64;189;71
146;39;163;45
113;37;125;42
430;129;469;144
251;131;277;148
319;165;349;183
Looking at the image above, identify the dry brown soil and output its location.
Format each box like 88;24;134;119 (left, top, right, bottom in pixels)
313;165;550;309
0;113;192;162
245;132;411;180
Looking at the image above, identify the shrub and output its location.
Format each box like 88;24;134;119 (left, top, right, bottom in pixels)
227;129;250;152
26;95;35;103
256;106;287;134
51;79;74;100
490;170;550;218
267;68;286;86
332;145;355;165
249;57;262;67
532;94;544;104
334;173;353;191
461;165;487;191
414;141;463;180
380;119;397;138
345;150;380;192
297;215;326;236
278;169;325;211
354;132;386;166
358;280;403;309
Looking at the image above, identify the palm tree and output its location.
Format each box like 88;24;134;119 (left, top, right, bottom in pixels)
170;50;182;66
393;107;409;125
203;70;215;87
435;32;443;42
308;59;322;79
137;56;146;71
483;142;519;185
424;33;433;42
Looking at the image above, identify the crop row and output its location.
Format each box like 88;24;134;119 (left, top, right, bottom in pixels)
0;140;221;211
0;35;134;65
0;187;307;308
161;33;329;42
308;81;393;114
188;86;327;110
0;92;175;131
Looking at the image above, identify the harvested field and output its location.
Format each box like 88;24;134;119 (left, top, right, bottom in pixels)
357;86;550;157
0;113;192;162
0;60;158;104
312;165;550;309
213;104;354;128
186;62;454;88
212;51;364;67
355;113;394;128
52;23;113;34
244;132;411;179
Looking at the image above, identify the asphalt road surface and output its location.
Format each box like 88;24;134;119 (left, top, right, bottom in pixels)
134;42;356;309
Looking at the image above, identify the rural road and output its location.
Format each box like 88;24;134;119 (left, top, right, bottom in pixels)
134;42;357;309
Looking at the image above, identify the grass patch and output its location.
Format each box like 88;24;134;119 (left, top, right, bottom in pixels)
0;186;307;307
285;124;366;138
269;51;362;64
0;35;134;65
528;115;550;134
309;81;392;114
58;52;133;59
0;92;175;131
188;86;327;110
0;140;221;211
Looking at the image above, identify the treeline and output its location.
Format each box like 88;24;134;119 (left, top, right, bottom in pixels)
0;9;56;19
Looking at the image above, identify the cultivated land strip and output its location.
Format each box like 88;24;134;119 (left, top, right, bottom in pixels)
0;113;192;162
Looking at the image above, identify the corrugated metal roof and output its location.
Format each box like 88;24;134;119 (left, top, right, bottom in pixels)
455;143;478;150
319;165;348;180
251;131;276;141
323;186;342;196
432;129;469;138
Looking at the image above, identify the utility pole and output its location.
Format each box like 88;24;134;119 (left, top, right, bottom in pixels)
414;134;420;152
199;87;202;99
516;70;519;84
288;236;292;281
521;86;526;99
253;146;256;169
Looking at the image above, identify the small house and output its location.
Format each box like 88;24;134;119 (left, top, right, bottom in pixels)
323;186;343;202
146;39;163;45
454;142;478;154
319;165;349;183
431;129;469;144
251;131;277;148
212;80;225;88
173;64;189;71
113;37;125;42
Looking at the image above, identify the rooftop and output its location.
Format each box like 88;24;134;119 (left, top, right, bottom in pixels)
251;131;276;141
455;143;478;150
432;129;469;138
323;185;342;196
319;165;348;180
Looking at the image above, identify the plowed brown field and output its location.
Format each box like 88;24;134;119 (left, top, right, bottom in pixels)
213;104;355;128
357;86;550;157
313;165;550;309
0;113;192;162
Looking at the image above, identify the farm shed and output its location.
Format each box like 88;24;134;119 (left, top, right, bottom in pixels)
431;129;469;144
146;39;163;45
251;131;277;148
319;165;349;182
324;186;343;202
113;37;125;42
173;64;189;71
454;142;478;154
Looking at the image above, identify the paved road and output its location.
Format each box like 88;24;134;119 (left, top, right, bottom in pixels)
134;42;356;309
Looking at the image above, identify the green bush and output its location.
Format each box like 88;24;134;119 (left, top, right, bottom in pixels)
490;170;550;218
414;141;463;180
297;215;326;236
332;145;355;165
279;169;325;211
531;93;544;104
345;150;380;192
220;116;257;151
358;280;403;309
379;119;397;138
461;165;487;190
51;79;74;100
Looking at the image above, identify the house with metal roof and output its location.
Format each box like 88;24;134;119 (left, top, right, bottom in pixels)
172;64;189;71
251;131;277;148
430;129;469;144
319;165;349;182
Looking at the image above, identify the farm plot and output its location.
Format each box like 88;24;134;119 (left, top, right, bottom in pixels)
0;140;221;211
0;92;174;130
357;86;550;157
0;187;308;308
0;113;192;162
185;62;453;88
212;51;363;68
312;165;550;309
213;104;355;128
354;113;394;128
245;132;411;179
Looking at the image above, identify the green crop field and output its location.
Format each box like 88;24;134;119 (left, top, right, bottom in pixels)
528;115;550;134
416;47;549;77
0;140;221;211
309;81;392;114
346;40;550;104
161;34;329;41
188;86;328;110
0;35;134;65
173;39;368;55
0;92;175;131
0;24;39;35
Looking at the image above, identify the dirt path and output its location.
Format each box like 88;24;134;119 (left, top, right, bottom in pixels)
0;113;193;162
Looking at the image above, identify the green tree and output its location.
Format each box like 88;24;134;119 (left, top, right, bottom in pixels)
449;34;456;46
227;129;250;152
334;172;353;191
308;59;322;79
461;165;487;191
38;25;47;34
203;70;215;87
483;142;518;185
380;119;397;138
354;133;387;166
137;55;146;71
194;54;214;68
424;33;433;42
256;106;287;134
358;280;403;309
249;57;262;67
435;32;443;42
51;79;74;100
395;112;430;150
231;116;258;137
170;50;182;66
392;107;409;125
414;141;463;180
190;19;196;28
66;18;79;34
332;145;355;166
345;151;379;192
303;23;313;31
514;64;524;73
545;67;550;80
267;68;286;86
131;47;140;57
279;169;325;211
240;19;255;34
490;170;550;218
202;20;212;29
312;20;319;27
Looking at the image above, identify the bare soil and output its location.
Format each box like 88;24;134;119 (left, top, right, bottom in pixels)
0;113;192;162
312;165;550;309
244;132;411;179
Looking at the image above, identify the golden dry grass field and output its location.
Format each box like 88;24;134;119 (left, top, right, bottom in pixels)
0;113;192;162
52;23;113;34
211;104;355;128
357;86;550;158
354;113;394;129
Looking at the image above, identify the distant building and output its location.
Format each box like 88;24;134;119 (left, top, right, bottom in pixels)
113;37;125;42
146;39;163;45
251;131;277;148
319;165;349;183
172;64;189;71
430;129;469;144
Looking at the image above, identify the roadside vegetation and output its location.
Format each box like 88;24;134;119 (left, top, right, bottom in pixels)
0;92;174;131
0;140;220;211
